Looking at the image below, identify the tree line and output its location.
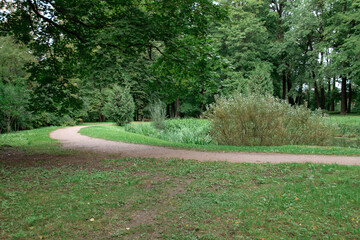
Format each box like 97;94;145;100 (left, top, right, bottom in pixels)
0;0;359;132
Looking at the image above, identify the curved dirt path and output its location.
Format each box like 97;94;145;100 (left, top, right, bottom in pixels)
50;126;360;165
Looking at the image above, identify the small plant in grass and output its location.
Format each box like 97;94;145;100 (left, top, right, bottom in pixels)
150;100;166;130
205;93;335;146
103;85;135;126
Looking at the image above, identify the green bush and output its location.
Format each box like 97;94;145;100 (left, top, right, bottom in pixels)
149;100;166;130
0;83;33;133
205;93;335;146
104;85;135;126
124;119;213;145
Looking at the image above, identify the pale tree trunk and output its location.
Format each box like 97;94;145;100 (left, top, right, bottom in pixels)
330;77;335;111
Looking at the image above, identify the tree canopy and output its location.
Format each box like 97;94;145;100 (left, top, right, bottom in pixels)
0;0;359;132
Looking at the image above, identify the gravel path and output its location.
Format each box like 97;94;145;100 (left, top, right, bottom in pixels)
50;126;360;165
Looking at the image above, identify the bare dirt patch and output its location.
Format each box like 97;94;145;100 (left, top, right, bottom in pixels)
0;146;107;170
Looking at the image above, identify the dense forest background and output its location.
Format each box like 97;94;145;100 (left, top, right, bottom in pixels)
0;0;359;133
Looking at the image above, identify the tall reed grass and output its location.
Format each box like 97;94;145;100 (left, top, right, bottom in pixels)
204;93;335;146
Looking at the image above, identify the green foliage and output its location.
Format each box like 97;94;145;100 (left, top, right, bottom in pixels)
205;93;335;146
248;63;274;95
32;112;77;128
125;119;213;145
163;119;213;145
149;100;166;130
81;125;360;155
0;36;34;84
1;0;225;120
104;85;135;126
0;82;32;133
328;115;360;148
212;0;273;95
329;116;360;137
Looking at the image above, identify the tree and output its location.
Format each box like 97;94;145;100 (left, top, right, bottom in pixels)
0;82;32;133
0;36;34;132
212;0;274;95
103;85;135;126
0;36;34;84
324;0;360;114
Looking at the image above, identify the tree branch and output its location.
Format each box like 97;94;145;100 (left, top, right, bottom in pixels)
44;1;107;29
26;0;86;43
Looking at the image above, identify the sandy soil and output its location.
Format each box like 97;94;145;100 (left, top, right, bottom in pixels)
49;126;360;166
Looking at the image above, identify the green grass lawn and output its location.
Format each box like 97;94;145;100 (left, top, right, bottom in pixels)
328;114;360;125
1;121;359;239
0;126;65;154
1;156;359;239
80;125;360;156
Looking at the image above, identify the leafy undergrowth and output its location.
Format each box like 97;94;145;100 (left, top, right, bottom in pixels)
80;125;360;156
125;119;213;145
1;151;359;239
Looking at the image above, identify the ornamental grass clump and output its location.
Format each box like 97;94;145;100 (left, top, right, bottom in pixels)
150;100;166;130
205;93;335;146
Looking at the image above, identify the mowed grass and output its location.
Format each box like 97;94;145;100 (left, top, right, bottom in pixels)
328;115;360;148
0;122;359;239
0;126;63;154
1;157;359;239
329;114;360;126
80;124;360;156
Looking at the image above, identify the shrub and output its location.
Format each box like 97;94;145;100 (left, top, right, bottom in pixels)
205;93;335;146
0;83;33;133
149;100;166;130
104;85;135;126
162;118;213;145
125;119;213;145
124;122;158;137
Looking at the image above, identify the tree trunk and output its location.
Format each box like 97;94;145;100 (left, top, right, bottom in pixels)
176;97;181;118
347;81;352;113
200;89;205;112
7;116;11;134
171;102;175;118
282;72;286;100
287;76;295;105
98;112;105;122
327;80;331;111
330;77;335;111
320;85;325;109
166;104;171;118
314;81;321;109
340;76;347;115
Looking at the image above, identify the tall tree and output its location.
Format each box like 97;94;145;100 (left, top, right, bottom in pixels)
324;0;360;114
212;0;274;95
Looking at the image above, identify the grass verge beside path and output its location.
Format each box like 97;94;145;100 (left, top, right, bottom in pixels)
0;126;64;154
1;156;359;239
1;125;359;238
80;125;360;156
